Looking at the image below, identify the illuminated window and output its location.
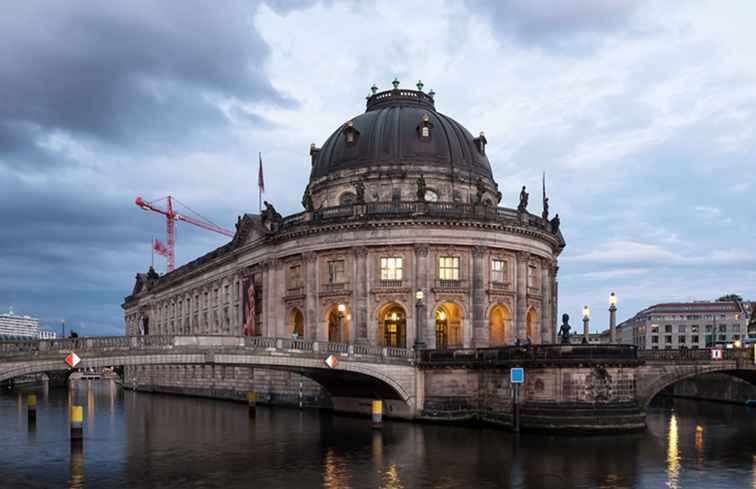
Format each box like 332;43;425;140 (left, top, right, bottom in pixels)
439;256;459;280
328;260;345;284
380;257;403;281
491;259;508;283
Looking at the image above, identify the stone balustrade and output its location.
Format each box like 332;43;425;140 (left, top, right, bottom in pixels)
0;335;414;363
278;200;559;237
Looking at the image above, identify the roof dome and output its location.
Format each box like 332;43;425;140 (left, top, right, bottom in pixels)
309;84;494;182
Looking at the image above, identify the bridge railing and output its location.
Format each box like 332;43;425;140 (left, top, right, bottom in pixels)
0;335;415;363
639;348;754;362
419;344;640;366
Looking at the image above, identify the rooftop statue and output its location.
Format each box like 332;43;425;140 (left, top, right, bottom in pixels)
550;213;561;233
301;188;314;211
417;174;427;202
518;186;529;213
353;181;366;204
475;177;486;205
559;313;572;344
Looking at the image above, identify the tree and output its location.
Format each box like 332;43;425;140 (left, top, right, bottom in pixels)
717;294;743;302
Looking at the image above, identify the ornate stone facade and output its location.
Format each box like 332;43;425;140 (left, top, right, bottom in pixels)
122;82;566;403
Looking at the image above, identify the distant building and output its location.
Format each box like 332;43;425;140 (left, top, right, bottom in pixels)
39;329;57;340
0;308;40;339
617;299;753;350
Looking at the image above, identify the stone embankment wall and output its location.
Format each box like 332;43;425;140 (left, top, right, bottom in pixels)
124;365;328;407
662;372;756;404
421;365;645;432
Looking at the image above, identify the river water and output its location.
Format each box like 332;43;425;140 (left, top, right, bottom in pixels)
1;381;755;488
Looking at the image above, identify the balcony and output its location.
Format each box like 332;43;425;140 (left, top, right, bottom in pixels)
377;279;403;289
285;286;305;298
434;279;468;290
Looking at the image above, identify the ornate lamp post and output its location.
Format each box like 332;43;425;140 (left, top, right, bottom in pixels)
609;292;618;344
582;305;590;344
337;303;346;343
414;289;427;350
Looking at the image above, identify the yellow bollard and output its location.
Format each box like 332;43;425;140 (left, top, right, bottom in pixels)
247;391;256;417
27;393;37;425
70;405;84;443
371;400;383;429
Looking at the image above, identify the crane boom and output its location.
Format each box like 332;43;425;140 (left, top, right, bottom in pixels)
135;195;234;272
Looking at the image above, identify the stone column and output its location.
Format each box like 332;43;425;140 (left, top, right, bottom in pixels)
414;244;431;347
552;264;559;344
515;251;529;341
262;260;273;337
540;258;552;344
276;261;286;337
354;247;369;344
472;246;487;347
304;252;320;341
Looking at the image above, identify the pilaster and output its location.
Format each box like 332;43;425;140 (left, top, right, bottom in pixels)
304;251;319;341
516;251;529;341
472;246;487;347
414;244;431;347
354;246;369;344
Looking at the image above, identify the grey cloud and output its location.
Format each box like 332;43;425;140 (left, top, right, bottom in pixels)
466;0;643;50
0;1;296;167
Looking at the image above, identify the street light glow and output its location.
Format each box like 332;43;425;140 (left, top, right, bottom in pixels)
609;292;617;307
583;305;590;319
415;289;424;301
337;304;346;313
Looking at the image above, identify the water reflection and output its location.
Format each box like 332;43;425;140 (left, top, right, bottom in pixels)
69;445;84;489
694;425;704;466
379;465;404;489
323;448;351;489
667;413;680;489
0;386;755;489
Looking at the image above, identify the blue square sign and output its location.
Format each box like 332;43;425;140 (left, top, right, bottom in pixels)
511;367;524;384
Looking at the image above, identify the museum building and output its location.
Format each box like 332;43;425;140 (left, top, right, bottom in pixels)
122;81;566;402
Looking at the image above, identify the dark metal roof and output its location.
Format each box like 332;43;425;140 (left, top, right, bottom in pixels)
310;88;494;181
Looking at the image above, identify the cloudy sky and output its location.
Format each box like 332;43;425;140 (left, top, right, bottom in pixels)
2;0;755;336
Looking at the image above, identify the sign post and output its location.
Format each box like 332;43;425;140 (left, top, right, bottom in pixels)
511;367;524;433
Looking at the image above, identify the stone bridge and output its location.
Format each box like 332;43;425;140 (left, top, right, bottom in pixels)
636;348;756;408
0;335;419;417
2;338;754;430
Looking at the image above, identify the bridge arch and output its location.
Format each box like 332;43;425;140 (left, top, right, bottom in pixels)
0;337;417;414
638;364;756;409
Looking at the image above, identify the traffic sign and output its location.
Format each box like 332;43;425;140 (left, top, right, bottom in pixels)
324;354;338;369
511;367;524;384
65;352;81;368
710;348;723;360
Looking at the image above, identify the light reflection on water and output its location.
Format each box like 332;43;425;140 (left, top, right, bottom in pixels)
0;383;754;489
666;414;680;489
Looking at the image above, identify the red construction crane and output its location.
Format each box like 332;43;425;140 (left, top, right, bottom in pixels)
135;195;234;273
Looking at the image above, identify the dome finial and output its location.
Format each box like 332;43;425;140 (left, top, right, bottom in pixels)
416;80;424;92
428;89;435;99
370;84;378;95
392;77;400;89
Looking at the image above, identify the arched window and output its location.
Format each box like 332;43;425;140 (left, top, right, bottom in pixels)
339;192;356;206
382;306;406;348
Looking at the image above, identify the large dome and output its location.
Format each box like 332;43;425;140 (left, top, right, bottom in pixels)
309;86;494;182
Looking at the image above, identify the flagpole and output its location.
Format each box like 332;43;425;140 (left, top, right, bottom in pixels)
151;236;154;268
258;152;263;214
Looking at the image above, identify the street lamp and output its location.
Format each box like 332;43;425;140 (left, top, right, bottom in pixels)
582;305;590;344
609;292;618;344
337;304;346;343
414;289;427;350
